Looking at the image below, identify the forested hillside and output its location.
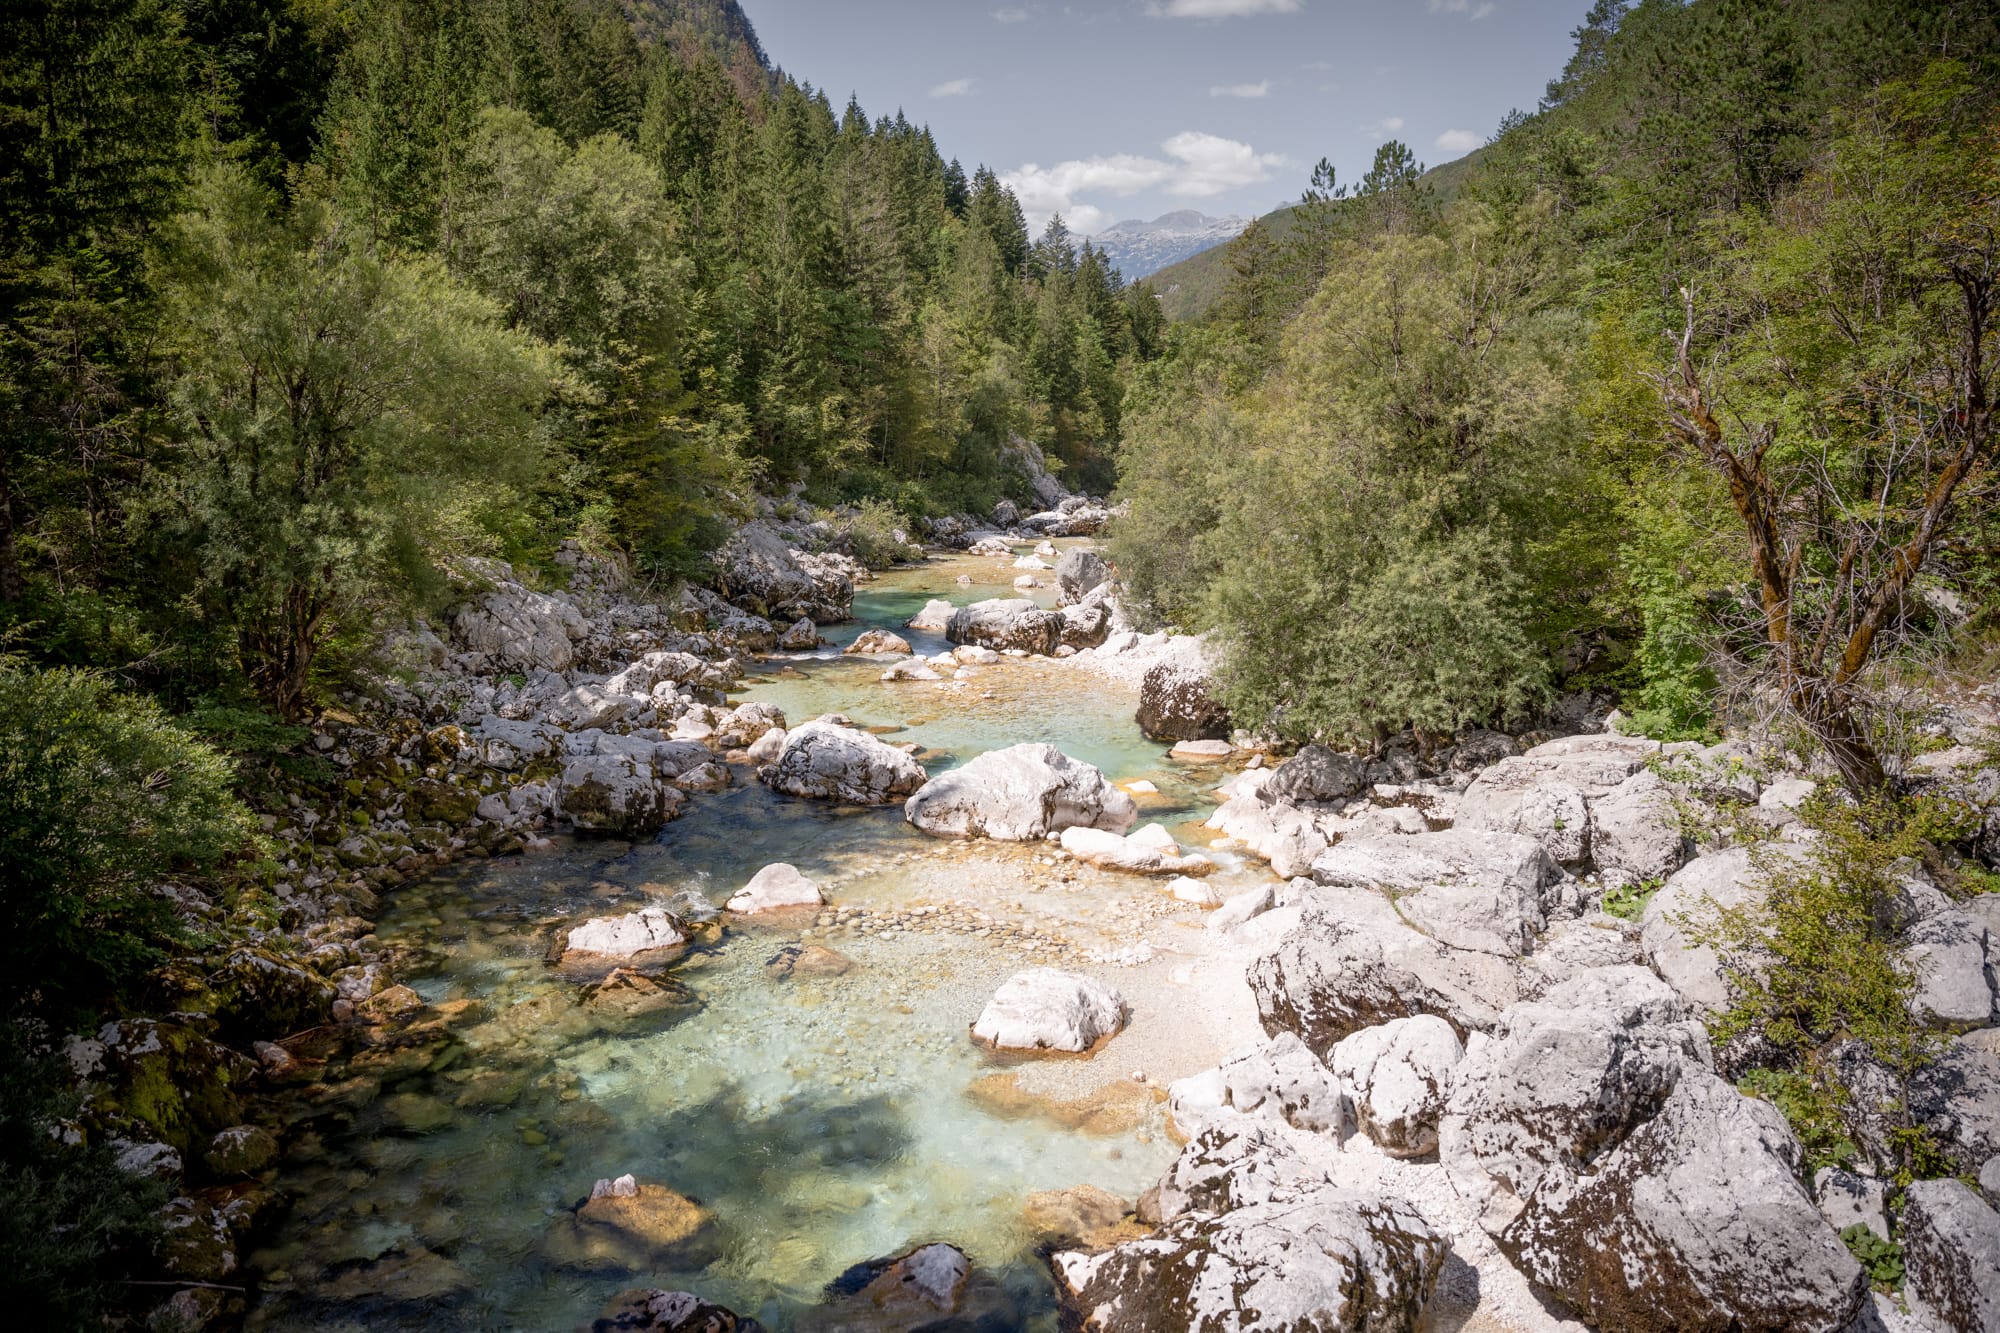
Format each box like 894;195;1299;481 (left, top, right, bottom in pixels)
1117;0;2000;758
1;0;1155;721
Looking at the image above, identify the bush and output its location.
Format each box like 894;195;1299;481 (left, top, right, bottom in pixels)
840;499;919;571
0;664;254;1014
1709;792;1965;1182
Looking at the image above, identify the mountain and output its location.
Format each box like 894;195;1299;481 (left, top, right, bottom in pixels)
1142;148;1488;320
623;0;773;95
1089;211;1251;281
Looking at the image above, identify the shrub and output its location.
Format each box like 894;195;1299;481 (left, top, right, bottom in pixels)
0;664;254;1014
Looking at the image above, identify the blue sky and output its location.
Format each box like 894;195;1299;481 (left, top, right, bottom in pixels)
741;0;1593;233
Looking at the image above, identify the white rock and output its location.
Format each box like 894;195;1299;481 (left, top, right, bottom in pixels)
726;863;825;914
1641;847;1767;1013
1329;1016;1463;1158
972;968;1128;1052
1168;1032;1348;1138
566;907;686;958
905;743;1136;841
760;720;928;805
1170;875;1224;906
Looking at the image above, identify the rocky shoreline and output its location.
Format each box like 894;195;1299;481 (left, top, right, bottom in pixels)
61;484;2000;1332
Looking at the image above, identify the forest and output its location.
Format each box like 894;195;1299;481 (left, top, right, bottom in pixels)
3;0;1999;1326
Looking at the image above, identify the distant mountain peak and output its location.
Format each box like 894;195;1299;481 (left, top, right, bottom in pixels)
1090;211;1251;281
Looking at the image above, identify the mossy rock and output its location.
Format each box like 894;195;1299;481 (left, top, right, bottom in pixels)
207;947;336;1041
86;1020;252;1153
409;779;479;824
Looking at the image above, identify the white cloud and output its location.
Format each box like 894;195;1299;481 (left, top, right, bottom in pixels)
1003;131;1287;232
1362;116;1405;137
1148;0;1304;19
992;6;1031;21
1429;0;1496;18
1210;80;1272;98
1434;128;1482;153
929;78;975;97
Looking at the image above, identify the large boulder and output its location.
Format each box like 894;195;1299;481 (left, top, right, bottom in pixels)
905;598;955;632
1055;547;1111;606
1248;888;1519;1051
1328;1016;1462;1158
205;947;335;1041
711;520;852;622
971;968;1128;1052
1262;745;1368;806
450;576;588;671
946;598;1064;654
1456;735;1672;872
1495;1066;1865;1333
1054;1124;1447;1333
1308;829;1561;958
1589;770;1690;880
563;908;687;964
904;743;1135;841
68;1020;252;1154
1167;1032;1349;1140
759;721;928;805
1901;1178;2000;1333
1906;908;1997;1029
1135;659;1231;743
559;753;685;837
549;1174;720;1273
1914;1028;2000;1175
1641;847;1766;1014
1439;965;1707;1230
843;629;911;656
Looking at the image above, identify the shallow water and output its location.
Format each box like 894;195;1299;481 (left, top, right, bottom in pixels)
246;544;1242;1332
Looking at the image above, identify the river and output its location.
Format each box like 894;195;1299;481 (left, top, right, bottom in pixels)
242;542;1274;1331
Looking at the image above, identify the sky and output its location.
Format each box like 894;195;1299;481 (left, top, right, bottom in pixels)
739;0;1594;235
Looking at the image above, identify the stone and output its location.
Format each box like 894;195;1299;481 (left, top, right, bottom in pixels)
202;1124;279;1176
1055;547;1111;605
819;1243;975;1325
776;617;820;651
1054;1125;1446;1333
1439;965;1709;1231
78;1019;251;1153
588;1289;763;1333
904;743;1136;841
583;969;698;1024
727;863;825;914
1059;825;1216;877
1589;769;1689;879
1308;828;1560;958
945;597;1064;654
1135;659;1230;742
1455;763;1592;865
760;720;928;805
551;1175;719;1272
1205;796;1326;879
712;520;852;622
205;947;335;1041
564;907;687;961
904;598;955;632
844;629;911;655
880;659;942;682
1169;875;1223;906
1902;1178;2000;1333
1262;745;1368;805
1024;1185;1136;1249
1170;739;1232;760
1207;883;1279;932
1329;1016;1462;1158
1813;1167;1889;1239
1167;1031;1348;1139
449;578;588;672
972;968;1128;1052
559;754;684;838
1495;1066;1864;1333
157;1195;238;1283
1914;1029;2000;1176
763;944;854;980
1249;890;1517;1051
1641;847;1766;1013
1907;909;1996;1029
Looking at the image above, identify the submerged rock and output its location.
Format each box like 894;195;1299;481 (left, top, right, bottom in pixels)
763;944;854;980
549;1174;721;1273
904;743;1135;841
1023;1185;1139;1249
760;720;928;805
972;969;1128;1052
588;1289;765;1333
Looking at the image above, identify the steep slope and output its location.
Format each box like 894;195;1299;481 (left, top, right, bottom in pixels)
1145;148;1487;322
622;0;773;93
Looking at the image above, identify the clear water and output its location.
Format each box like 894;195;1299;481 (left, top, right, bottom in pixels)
244;545;1250;1331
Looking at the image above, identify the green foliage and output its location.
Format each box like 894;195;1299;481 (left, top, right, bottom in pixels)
0;1024;166;1332
151;162;557;717
839;499;915;571
1736;1067;1858;1172
1600;876;1662;920
1840;1222;1905;1290
1710;792;1960;1180
0;663;253;1013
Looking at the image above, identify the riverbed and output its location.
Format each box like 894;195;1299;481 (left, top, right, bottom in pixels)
242;543;1276;1331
